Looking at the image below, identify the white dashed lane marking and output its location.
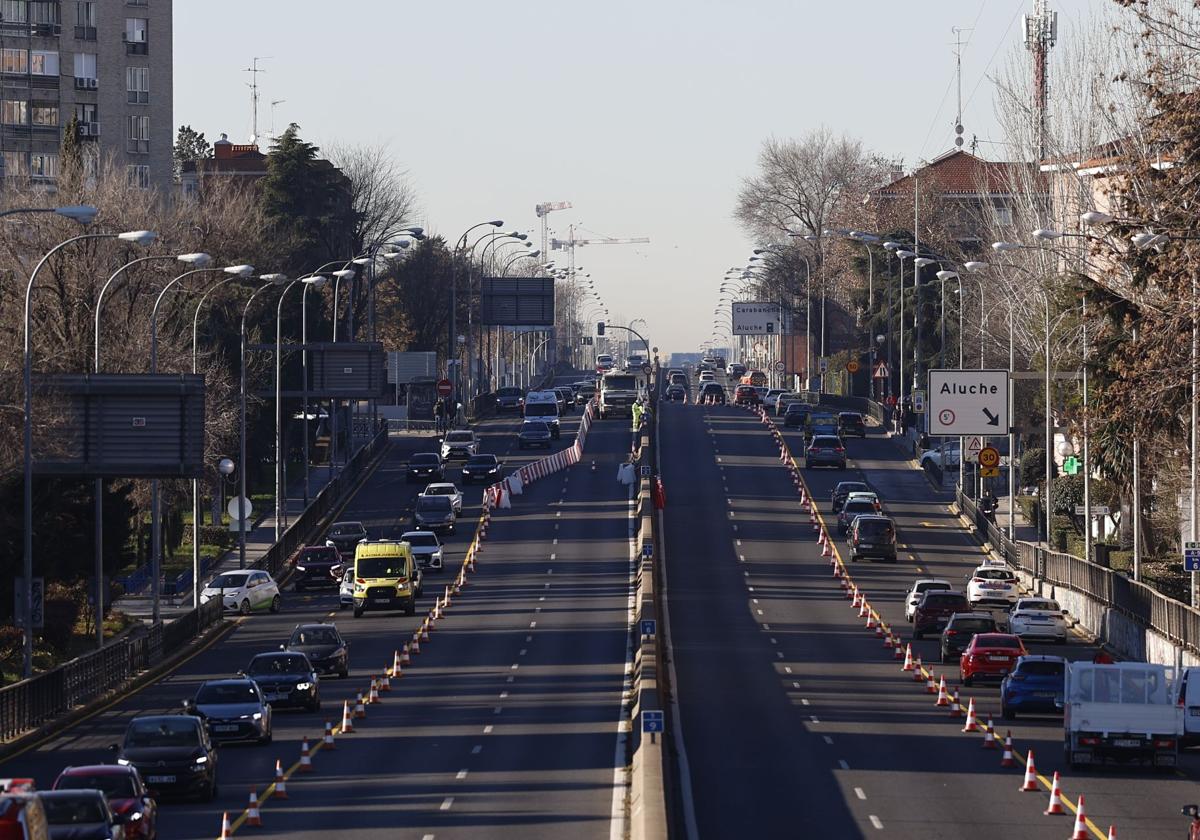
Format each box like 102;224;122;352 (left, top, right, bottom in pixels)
869;816;884;830
854;788;866;800
440;797;454;811
456;769;468;780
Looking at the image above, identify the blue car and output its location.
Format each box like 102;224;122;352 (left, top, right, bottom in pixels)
1000;655;1066;719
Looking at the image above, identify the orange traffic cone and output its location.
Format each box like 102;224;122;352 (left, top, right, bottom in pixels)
273;759;287;799
1019;749;1038;791
368;677;380;704
400;643;411;666
926;671;937;693
411;633;422;656
1069;795;1090;840
323;720;336;749
822;537;832;558
892;636;904;658
1001;731;1016;766
902;644;914;671
950;688;963;717
219;812;232;839
961;697;978;731
379;669;391;692
245;790;262;826
865;610;876;630
298;737;313;772
340;700;354;734
1107;826;1117;840
353;692;366;719
1043;771;1065;815
912;656;925;681
935;676;950;705
420;621;431;642
982;718;996;748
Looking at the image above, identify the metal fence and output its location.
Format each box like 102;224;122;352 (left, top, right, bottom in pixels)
957;488;1200;656
0;597;222;742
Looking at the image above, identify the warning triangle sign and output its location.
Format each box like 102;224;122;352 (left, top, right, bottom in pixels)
873;361;889;379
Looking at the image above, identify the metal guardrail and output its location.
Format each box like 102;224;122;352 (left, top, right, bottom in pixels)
957;487;1200;656
0;597;222;742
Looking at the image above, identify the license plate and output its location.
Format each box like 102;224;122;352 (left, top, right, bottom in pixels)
988;655;1010;662
146;775;175;784
266;694;287;702
1036;691;1058;698
1190;708;1200;717
1113;738;1141;748
858;543;873;548
372;598;391;604
212;724;238;732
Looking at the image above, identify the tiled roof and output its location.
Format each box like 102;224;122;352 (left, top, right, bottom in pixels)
872;150;1044;197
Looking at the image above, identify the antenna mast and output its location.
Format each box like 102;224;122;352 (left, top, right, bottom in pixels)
951;26;972;149
243;57;271;143
1024;0;1058;161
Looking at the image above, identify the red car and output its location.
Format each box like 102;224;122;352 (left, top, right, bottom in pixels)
959;633;1028;686
734;385;760;406
53;765;157;839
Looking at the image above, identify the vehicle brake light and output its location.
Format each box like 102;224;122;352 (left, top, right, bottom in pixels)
356;578;366;584
1078;735;1101;746
834;446;845;453
1154;738;1176;749
945;629;957;635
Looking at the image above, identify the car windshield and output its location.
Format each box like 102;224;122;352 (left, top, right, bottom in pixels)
525;404;557;417
497;387;522;397
604;375;637;390
416;496;451;512
40;795;106;825
405;533;438;547
55;775;135;799
975;635;1022;649
424;486;455;496
522;422;549;433
290;627;340;646
125;718;200;748
1019;660;1065;677
446;432;473;443
357;557;407;578
248;655;309;675
466;455;497;466
1020;600;1059;612
976;568;1015;581
209;573;247;590
835;483;868;496
855;519;893;539
299;549;335;564
949;618;994;632
411;454;439;465
923;593;966;608
196;682;259;704
329;524;364;537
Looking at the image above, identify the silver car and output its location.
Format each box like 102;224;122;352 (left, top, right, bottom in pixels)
338;567;355;610
185;678;272;745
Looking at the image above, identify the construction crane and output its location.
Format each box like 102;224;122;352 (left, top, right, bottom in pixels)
535;201;572;262
549;234;650;250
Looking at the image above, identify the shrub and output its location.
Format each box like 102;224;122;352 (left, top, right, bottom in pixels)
42;582;84;653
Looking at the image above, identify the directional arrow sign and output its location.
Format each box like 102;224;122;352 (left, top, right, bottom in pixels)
927;369;1010;437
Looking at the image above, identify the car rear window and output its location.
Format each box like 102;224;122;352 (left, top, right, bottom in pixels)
844;501;876;514
1019;600;1059;612
923;592;967;608
976;567;1015;580
975;634;1022;648
839;413;863;422
836;483;868;495
1018;660;1065;677
915;581;951;594
855;519;893;539
811;436;842;447
949;617;995;632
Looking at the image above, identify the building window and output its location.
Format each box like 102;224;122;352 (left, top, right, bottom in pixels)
30;50;57;75
1;1;27;23
2;48;28;74
30;152;56;179
127;0;147;5
30;1;58;24
74;1;93;26
124;17;147;53
74;102;96;124
126;164;149;189
126;66;148;104
127;114;148;153
31;103;55;125
994;206;1013;227
2;150;25;176
2;99;26;124
73;51;96;81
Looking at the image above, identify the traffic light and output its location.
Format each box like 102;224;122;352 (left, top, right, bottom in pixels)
597;321;605;336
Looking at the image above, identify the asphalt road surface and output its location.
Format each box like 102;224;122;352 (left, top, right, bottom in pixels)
2;375;637;840
659;390;1195;840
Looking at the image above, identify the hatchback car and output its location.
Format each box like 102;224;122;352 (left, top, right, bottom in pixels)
518;420;553;450
284;623;350;678
199;570;281;615
831;481;869;513
904;578;952;621
461;453;501;483
665;384;687;402
805;418;841;443
325;521;369;558
413;494;455;534
554;387;575;413
406;452;444;483
401;530;444;572
38;790;126;840
912;590;971;639
966;562;1021;607
668;373;687;387
847;515;896;562
184;679;272;745
734;385;760;405
1008;597;1069;643
1000;655;1066;719
292;545;342;592
52;766;156;840
111;715;217;802
939;612;999;662
960;633;1028;685
837;498;879;535
439;430;478;460
420;482;463;516
698;382;726;404
838;411;867;438
243;651;320;712
805;435;846;469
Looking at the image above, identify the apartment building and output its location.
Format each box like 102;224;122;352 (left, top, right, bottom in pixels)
0;0;172;192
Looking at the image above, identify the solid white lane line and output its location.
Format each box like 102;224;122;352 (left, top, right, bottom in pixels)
869;816;884;830
440;797;454;811
457;769;469;780
854;788;866;801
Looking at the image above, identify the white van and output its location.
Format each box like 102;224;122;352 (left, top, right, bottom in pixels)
1179;667;1200;746
523;390;561;439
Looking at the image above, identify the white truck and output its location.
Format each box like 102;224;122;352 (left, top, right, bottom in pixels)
1064;661;1182;771
599;372;640;419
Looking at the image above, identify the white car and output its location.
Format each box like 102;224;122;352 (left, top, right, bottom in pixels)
440;430;478;460
201;570;281;615
919;441;961;470
421;482;463;516
338;567;355;610
762;389;786;409
904;578;953;621
966;562;1021;607
698;371;716;383
844;491;881;512
1009;597;1068;643
401;530;444;572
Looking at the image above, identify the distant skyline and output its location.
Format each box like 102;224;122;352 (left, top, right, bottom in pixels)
175;0;1098;357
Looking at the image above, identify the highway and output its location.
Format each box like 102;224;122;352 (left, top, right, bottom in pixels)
660;380;1196;839
1;376;636;840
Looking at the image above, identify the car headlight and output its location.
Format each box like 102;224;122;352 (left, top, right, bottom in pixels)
129;811;143;821
116;758;131;766
192;756;208;766
252;712;263;720
295;565;306;572
296;682;313;691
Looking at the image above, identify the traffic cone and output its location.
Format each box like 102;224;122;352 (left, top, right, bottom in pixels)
950;688;963;717
298;737;313;772
892;636;905;658
865;610;876;630
902;644;914;671
245;790;262;826
1019;749;1038;791
420;621;431;642
1001;731;1016;766
444;585;453;607
935;676;950;705
982;718;997;748
340;700;354;733
1069;795;1090;839
379;668;391;691
1043;771;1065;815
400;643;411;666
912;656;924;681
219;812;232;839
961;697;978;730
1107;826;1117;840
926;671;937;693
879;625;890;643
411;634;422;656
368;677;380;704
822;537;832;558
273;759;287;798
353;692;366;719
323;720;336;749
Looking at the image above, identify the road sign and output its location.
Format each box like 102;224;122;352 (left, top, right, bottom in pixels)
927;369;1009;436
886;395;897;407
1075;505;1111;516
641;542;653;559
436;378;453;398
228;496;253;521
640;465;651;477
640;619;657;637
873;361;889;379
1062;455;1081;475
773;360;785;372
819;358;829;374
979;466;1000;478
978;446;1000;469
1186;542;1200;571
912;389;926;413
642;363;652;374
965;436;984;463
580;336;593;345
847;360;860;374
642;710;664;733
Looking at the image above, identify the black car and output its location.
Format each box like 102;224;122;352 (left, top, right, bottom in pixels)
243;651;321;711
783;403;811;428
665;384;686;402
413;494;455;534
554;387;574;414
184;678;272;745
111;714;217;801
293;545;342;591
518;420;553;450
838;411;867;438
940;612;999;662
39;789;128;840
698;382;726;404
575;383;596;405
407;452;444;483
284;623;350;678
831;481;869;513
495;386;524;412
325;521;368;559
461;453;501;483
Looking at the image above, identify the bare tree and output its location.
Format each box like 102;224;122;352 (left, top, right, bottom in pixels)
326;141;419;253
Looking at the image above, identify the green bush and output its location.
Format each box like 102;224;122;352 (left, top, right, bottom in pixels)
1052;475;1085;517
42;582;83;653
196;525;232;551
1021;448;1054;487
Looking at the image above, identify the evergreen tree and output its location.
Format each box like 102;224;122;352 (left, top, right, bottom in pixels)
173;125;212;182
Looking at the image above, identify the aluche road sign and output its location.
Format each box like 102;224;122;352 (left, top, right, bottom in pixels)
927;369;1009;436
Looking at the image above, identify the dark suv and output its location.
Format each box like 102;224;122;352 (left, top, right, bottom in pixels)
847;515;896;561
111;715;218;801
293;545;342;591
699;382;726;405
913;590;971;639
495;386;524;412
784;402;811;428
413;494;455;534
838;412;867;438
940;611;998;662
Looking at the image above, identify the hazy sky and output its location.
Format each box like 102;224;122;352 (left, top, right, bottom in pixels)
175;0;1097;356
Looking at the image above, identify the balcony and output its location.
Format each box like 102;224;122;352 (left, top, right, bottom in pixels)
124;39;148;56
125;138;148;155
31;23;61;37
73;77;98;91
